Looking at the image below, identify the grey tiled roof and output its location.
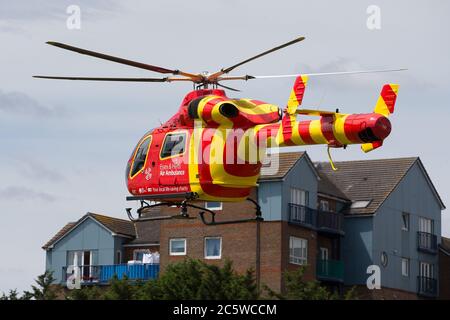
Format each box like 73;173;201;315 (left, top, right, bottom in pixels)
317;170;349;201
317;157;419;215
259;151;306;180
42;222;76;250
440;237;450;254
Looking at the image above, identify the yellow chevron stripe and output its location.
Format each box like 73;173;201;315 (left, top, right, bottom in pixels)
332;114;352;145
309;120;328;144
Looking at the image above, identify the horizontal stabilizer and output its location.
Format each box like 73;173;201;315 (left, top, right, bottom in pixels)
361;141;383;153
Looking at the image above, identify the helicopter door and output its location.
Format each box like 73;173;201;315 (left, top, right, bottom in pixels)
158;131;189;188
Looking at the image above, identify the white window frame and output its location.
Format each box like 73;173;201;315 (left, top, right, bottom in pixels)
401;212;410;231
401;258;409;277
319;200;330;212
320;247;329;261
290;188;308;206
133;249;150;261
204;237;222;260
419;217;434;234
205;202;223;211
169;238;187;256
289;236;308;265
420;261;435;278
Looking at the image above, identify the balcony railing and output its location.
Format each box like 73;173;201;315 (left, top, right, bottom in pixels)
62;263;159;285
316;210;344;235
417;276;437;297
316;259;344;282
289;203;315;227
288;204;344;234
417;231;438;254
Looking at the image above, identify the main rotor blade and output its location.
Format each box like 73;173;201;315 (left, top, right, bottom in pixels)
45;41;200;80
33;75;170;82
207;36;305;81
245;68;407;79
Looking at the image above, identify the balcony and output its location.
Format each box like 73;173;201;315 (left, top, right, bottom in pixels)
417;231;438;254
316;259;344;283
417;276;437;297
62;263;159;285
316;210;344;235
288;203;315;228
288;204;344;235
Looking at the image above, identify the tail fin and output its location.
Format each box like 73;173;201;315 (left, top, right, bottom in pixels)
286;75;308;114
373;84;399;117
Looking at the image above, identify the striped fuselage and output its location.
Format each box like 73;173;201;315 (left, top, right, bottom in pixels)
126;90;391;201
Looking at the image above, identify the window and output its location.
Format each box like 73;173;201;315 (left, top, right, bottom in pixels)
116;250;122;264
160;132;186;159
381;251;388;267
67;250;96;280
401;258;409;277
290;188;308;206
319;200;330;212
350;200;371;209
169;238;186;256
420;262;435;278
205;237;222;259
130;136;152;177
205;202;222;211
401;213;410;231
320;247;329;261
133;249;150;262
419;217;434;234
289;236;308;265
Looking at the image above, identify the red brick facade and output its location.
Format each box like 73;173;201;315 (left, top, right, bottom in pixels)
439;248;450;300
156;188;330;293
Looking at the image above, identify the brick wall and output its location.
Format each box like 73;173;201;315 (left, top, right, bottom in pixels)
156;187;334;294
439;249;450;300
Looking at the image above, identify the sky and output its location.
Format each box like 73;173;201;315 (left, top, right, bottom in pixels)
0;0;449;293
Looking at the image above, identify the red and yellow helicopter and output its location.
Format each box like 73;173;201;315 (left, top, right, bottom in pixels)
34;36;402;224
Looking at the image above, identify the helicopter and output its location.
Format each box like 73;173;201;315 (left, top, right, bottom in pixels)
34;36;402;224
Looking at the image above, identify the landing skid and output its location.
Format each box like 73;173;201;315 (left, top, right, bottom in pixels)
126;194;263;226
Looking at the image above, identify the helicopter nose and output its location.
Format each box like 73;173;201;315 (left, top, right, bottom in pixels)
371;115;391;140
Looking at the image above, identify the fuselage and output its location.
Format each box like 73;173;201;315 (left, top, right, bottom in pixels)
126;89;391;202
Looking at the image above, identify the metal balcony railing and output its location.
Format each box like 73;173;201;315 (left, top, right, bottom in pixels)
316;210;344;235
417;231;438;254
417;276;437;297
316;259;344;282
288;204;344;234
62;263;159;285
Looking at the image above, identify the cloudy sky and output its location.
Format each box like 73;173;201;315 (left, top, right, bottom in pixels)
0;0;448;293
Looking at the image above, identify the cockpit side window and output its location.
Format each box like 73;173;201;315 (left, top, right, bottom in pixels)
130;136;152;177
160;132;186;159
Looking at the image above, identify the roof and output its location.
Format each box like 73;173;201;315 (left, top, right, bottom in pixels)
88;213;136;238
42;222;76;250
42;212;135;250
317;170;349;201
126;207;160;245
317;157;445;215
440;237;450;255
259;151;318;180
